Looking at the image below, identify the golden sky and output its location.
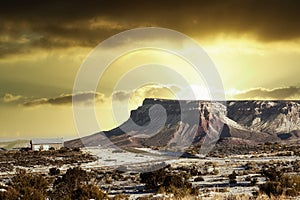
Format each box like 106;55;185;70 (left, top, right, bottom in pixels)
1;0;300;139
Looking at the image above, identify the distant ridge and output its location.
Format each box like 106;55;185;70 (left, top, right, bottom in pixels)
0;139;29;150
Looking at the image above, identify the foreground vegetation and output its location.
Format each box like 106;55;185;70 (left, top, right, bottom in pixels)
0;144;299;199
0;167;107;200
0;147;97;172
0;163;299;199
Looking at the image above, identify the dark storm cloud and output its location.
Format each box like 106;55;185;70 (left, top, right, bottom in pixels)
1;0;300;57
234;86;300;100
22;92;105;107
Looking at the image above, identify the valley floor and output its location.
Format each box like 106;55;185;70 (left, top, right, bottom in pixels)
0;144;299;199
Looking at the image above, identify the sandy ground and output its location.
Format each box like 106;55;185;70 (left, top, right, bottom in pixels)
0;147;299;199
81;147;300;199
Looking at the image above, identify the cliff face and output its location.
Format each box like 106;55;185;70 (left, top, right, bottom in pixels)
227;101;300;135
126;99;226;149
65;99;300;148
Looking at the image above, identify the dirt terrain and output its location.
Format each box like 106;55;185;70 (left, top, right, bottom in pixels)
0;143;299;199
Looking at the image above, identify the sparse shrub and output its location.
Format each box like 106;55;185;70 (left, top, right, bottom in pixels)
72;147;81;152
194;176;204;182
260;181;283;197
0;186;20;200
285;188;297;196
228;171;237;180
140;168;166;189
228;171;237;185
113;193;130;200
190;167;200;176
242;171;249;175
250;178;258;186
110;170;124;181
136;195;154;200
262;167;283;181
212;162;218;167
58;147;69;153
163;174;186;189
140;166;199;198
6;186;43;200
216;188;229;193
166;185;187;198
260;174;300;197
49;167;60;176
105;177;113;184
189;186;200;196
0;168;48;199
160;184;199;198
180;171;191;180
50;167;103;200
73;184;107;200
204;161;214;166
281;174;300;196
245;176;251;182
237;171;244;176
245;161;256;170
157;186;166;194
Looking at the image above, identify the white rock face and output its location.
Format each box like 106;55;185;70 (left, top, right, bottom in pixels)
227;101;300;134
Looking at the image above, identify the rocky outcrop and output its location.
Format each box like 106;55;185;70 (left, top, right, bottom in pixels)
227;101;300;136
65;99;300;148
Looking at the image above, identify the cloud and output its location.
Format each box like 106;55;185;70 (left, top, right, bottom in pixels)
2;93;24;103
112;85;181;102
22;92;105;107
1;0;300;57
6;86;178;108
4;86;300;107
234;86;300;100
143;85;180;97
112;90;132;102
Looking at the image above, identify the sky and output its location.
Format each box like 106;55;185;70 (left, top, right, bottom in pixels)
1;0;300;139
